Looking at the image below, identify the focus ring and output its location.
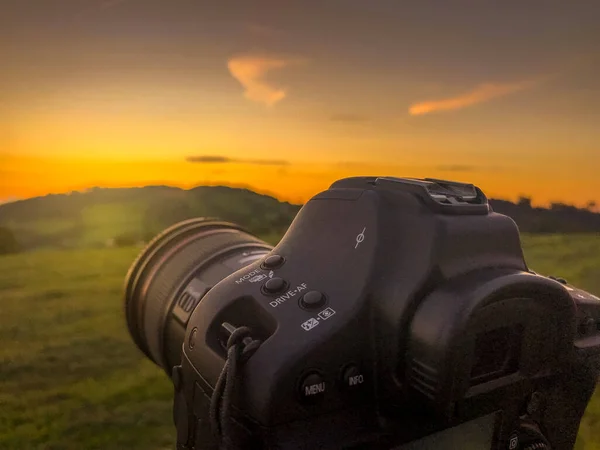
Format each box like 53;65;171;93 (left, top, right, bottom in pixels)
142;229;270;368
124;218;244;359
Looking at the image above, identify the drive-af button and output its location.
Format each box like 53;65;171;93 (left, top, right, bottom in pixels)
262;277;286;294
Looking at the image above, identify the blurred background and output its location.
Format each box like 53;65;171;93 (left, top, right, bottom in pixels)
1;1;599;449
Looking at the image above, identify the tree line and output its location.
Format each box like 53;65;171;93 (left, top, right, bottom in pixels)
0;186;598;255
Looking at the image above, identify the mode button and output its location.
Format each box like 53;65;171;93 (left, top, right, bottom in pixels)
261;254;285;269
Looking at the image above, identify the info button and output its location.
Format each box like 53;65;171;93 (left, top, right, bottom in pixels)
341;364;365;391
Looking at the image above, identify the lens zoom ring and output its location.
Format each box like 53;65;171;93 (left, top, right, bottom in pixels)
143;229;267;367
125;219;226;358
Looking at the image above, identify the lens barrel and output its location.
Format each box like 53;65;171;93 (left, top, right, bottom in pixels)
124;218;273;375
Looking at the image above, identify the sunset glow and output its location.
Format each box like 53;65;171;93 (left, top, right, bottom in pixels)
2;1;599;208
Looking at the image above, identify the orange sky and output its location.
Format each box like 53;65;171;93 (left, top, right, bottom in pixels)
1;1;599;208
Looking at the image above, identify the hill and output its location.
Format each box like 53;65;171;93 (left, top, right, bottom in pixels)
491;198;600;233
0;184;598;253
0;186;300;252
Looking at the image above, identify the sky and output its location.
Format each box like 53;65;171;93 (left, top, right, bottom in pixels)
1;0;599;207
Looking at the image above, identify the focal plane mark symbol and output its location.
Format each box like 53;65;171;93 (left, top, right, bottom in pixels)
355;227;366;249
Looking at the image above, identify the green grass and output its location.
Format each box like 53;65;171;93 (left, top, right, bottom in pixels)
0;234;598;449
520;234;600;450
79;203;146;247
0;246;174;450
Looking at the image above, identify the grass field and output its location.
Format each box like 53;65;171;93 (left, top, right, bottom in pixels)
0;233;599;449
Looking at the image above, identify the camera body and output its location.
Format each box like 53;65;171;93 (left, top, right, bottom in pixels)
157;177;600;449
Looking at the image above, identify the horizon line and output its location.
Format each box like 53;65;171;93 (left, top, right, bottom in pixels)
0;182;597;213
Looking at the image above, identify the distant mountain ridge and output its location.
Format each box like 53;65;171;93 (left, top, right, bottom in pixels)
0;185;300;251
0;184;598;252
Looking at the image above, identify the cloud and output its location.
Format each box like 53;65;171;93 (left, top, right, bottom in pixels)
187;156;230;163
227;55;302;106
409;79;537;116
330;114;370;123
186;155;289;166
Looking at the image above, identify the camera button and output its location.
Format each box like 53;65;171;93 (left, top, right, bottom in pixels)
579;317;595;335
549;275;568;285
299;372;326;402
261;254;285;269
507;432;519;449
341;364;365;390
263;277;286;294
300;291;326;310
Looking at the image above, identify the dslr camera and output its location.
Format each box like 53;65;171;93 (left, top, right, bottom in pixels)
124;176;600;450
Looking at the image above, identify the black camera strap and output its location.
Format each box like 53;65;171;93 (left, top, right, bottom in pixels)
209;325;262;450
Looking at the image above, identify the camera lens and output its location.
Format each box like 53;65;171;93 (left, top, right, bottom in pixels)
124;218;273;376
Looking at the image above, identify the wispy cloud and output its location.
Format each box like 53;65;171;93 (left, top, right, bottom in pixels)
409;79;537;116
227;55;303;106
186;155;289;166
